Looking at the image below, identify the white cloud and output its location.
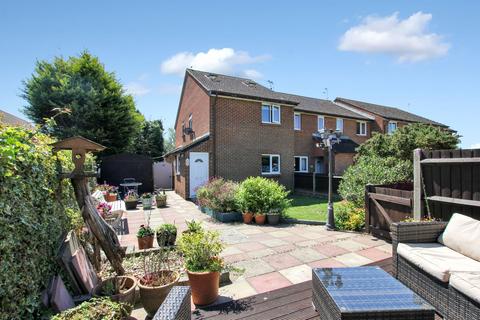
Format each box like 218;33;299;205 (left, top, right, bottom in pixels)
470;143;480;149
125;82;150;96
338;12;450;62
242;69;263;79
160;48;270;76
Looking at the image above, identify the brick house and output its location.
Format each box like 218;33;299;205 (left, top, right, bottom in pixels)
165;69;447;199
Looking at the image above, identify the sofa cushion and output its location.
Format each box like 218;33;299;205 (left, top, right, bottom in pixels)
450;272;480;304
438;213;480;262
397;243;480;282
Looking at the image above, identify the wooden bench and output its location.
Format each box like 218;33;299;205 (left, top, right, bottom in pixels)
91;190;126;233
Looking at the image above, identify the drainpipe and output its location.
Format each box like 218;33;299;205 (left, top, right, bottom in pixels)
212;93;218;177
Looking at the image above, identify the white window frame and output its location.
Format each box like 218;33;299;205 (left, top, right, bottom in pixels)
336;118;344;133
188;114;192;129
294;156;308;172
175;155;181;175
261;104;281;124
387;121;398;134
261;154;281;175
294;112;301;130
356;121;367;136
317;115;325;132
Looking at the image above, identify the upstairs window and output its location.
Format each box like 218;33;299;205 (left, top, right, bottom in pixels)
262;104;281;124
356;121;367;136
336;118;344;133
294;156;308;172
387;121;398;134
188;114;193;130
317;116;325;132
294;113;301;130
261;154;280;174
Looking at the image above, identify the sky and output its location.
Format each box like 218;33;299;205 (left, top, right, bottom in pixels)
1;1;479;148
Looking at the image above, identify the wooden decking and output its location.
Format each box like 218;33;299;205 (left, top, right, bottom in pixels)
193;258;442;320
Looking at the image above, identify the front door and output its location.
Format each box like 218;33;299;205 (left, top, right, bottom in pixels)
189;152;209;198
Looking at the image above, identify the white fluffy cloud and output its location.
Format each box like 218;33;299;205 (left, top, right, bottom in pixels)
125;82;150;96
242;69;263;79
161;48;269;76
338;12;450;62
470;143;480;149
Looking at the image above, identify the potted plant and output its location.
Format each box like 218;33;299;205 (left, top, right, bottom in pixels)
142;193;153;210
93;276;137;314
155;189;167;208
137;225;154;249
236;177;265;224
124;191;138;210
106;186;118;202
51;298;128;320
137;249;180;317
178;229;225;306
254;212;266;225
156;223;177;247
183;219;203;235
266;209;281;225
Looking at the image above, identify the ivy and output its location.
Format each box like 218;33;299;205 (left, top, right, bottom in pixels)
0;124;82;319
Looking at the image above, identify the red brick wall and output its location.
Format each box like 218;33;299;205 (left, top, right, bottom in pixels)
175;74;210;147
294;112;371;173
334;153;355;175
213;97;295;189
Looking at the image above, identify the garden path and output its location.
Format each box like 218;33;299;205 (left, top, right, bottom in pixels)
120;191;392;299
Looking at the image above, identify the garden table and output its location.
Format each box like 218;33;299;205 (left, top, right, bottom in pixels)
312;266;435;320
120;181;142;196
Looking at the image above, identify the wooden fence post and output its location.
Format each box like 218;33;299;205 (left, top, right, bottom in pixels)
312;172;316;193
413;148;423;220
365;184;371;233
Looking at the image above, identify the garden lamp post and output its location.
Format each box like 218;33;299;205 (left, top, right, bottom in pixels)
314;129;342;231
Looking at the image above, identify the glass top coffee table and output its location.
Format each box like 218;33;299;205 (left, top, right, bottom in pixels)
312;266;435;319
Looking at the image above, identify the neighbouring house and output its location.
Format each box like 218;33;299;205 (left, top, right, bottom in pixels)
165;69;448;199
0;109;33;128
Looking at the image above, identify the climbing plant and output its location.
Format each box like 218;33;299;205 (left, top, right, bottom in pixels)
0;124;82;319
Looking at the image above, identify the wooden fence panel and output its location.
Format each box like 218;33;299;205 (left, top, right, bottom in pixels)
365;183;413;240
418;148;480;221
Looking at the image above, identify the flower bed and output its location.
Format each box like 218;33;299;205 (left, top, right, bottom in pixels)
196;178;242;222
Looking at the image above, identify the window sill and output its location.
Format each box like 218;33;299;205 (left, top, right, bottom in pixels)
294;171;308;173
261;122;282;126
356;134;367;137
261;172;281;176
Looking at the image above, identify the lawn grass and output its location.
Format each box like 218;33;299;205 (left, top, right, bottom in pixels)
284;194;341;222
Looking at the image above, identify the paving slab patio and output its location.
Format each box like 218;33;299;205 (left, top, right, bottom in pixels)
119;191;392;297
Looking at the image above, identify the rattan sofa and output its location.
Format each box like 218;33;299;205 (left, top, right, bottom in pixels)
391;218;480;320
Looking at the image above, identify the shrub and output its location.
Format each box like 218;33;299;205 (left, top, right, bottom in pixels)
196;178;239;212
178;230;225;272
335;201;365;231
51;298;128;320
339;123;459;208
235;177;291;214
137;225;154;238
0;125;81;319
338;156;412;207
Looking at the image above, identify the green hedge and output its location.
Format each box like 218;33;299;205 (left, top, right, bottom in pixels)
0;125;81;319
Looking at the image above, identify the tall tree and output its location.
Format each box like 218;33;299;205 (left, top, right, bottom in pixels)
131;119;165;158
22;51;144;154
163;127;176;153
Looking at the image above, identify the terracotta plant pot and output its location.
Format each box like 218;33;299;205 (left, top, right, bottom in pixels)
242;212;254;224
267;214;280;225
187;270;220;306
138;271;180;317
105;193;117;202
137;235;154;250
255;214;266;225
125;200;137;210
93;276;137;314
